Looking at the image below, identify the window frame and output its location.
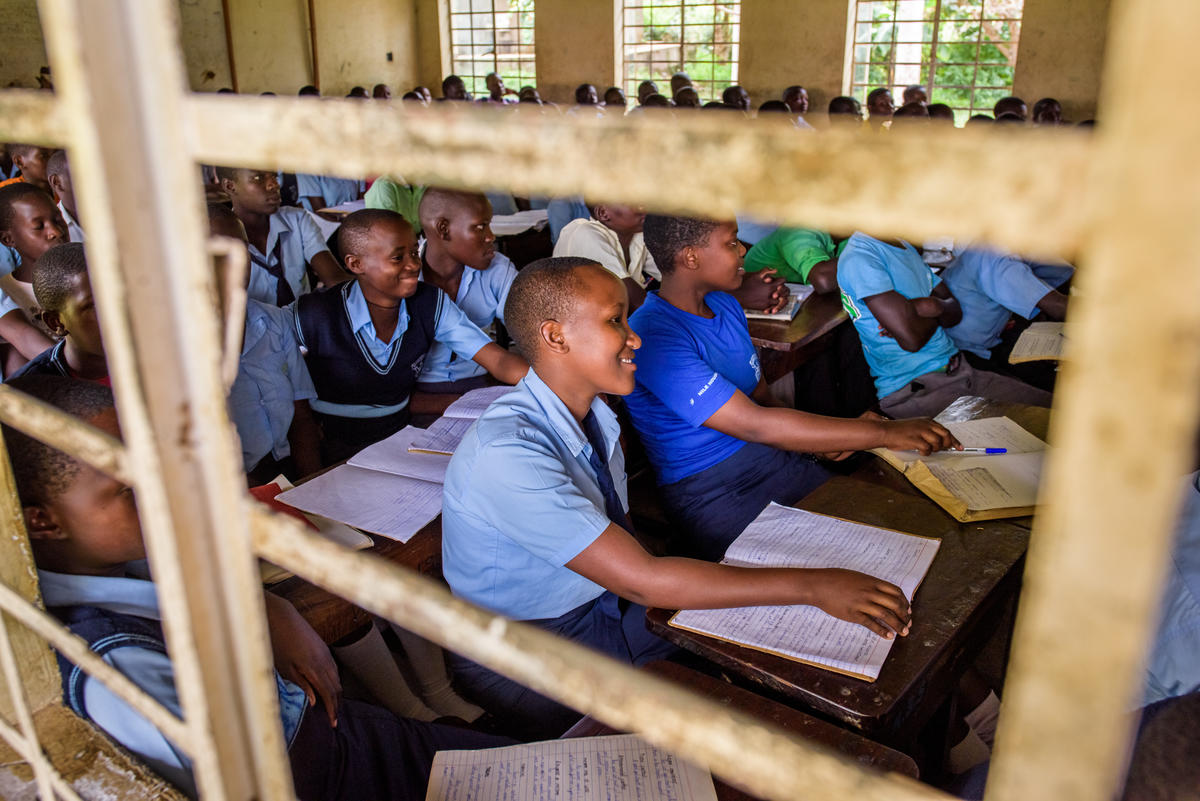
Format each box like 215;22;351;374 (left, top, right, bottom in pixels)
621;0;742;105
448;0;537;100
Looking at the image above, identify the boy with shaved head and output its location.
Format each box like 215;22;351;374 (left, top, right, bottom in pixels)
442;256;918;738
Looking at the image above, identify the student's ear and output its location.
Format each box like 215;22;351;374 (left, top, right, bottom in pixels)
40;309;67;338
592;205;610;225
47;173;64;197
23;505;67;542
343;252;363;276
0;230;13;249
219;177;236;197
434;216;452;242
677;245;700;274
538;319;568;355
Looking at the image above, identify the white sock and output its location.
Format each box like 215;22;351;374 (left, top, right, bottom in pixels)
964;690;1000;747
947;726;991;774
390;623;484;722
332;623;437;721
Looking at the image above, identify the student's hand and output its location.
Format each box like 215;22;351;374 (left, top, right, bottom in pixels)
881;418;959;454
877;323;895;339
734;269;791;313
806;568;912;638
264;593;342;727
912;296;944;318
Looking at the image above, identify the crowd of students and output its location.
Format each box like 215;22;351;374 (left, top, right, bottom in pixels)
0;70;1193;801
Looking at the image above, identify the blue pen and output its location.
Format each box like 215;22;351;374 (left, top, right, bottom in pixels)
954;447;1007;454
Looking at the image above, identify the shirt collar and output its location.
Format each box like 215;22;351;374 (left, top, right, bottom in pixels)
249;211;289;260
38;562;160;620
57;201;80;229
419;246;479;304
344;280;409;345
241;301;270;356
522;369;618;459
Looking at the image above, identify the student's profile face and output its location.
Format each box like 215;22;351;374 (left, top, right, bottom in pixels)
690;222;745;292
15;147;54;187
3;195;68;262
52;272;104;358
37;409;146;573
486;74;503;95
869;91;894;117
348;219;421;303
786;89;809;113
227;170;280;215
564;267;641;397
440;196;496;271
727;87;750;110
597;204;645;237
445;80;466;100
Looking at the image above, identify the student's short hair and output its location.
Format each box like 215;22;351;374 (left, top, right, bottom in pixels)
927;103;954;120
32;243;87;313
702;100;728;110
442;75;464;93
418;187;487;229
642;215;721;276
995;112;1025;125
45;149;69;180
347;86;368;99
993;96;1026;117
722;85;746;104
893;101;930;118
503;257;600;362
3;375;116;506
6;143;42;159
866;87;891;105
298;85;319;96
337;208;409;258
966;114;994;126
828;96;862;115
1032;97;1061;117
213;165;249;183
401;91;422;102
0;183;55;234
782;85;805;101
574;83;597;104
603;86;625;103
642;93;670;108
757;100;790;114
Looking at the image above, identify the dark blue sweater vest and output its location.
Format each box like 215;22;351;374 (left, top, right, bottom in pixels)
296;281;439;408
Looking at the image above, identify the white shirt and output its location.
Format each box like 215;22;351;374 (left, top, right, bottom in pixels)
553;218;661;288
58;201;85;242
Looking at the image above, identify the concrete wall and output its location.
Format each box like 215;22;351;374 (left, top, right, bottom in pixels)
223;0;314;94
312;0;418;97
415;0;449;95
534;0;620;105
0;0;48;89
1013;0;1111;122
179;0;234;91
739;0;851;117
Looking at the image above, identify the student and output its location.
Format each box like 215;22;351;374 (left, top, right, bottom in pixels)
441;75;468;102
636;80;659;106
1032;97;1063;126
928;103;956;125
298;84;320;97
837;232;1053;418
295;172;365;213
940;246;1068;391
4;375;511;800
992;96;1027;121
208;204;322;482
217;167;343;306
518;85;543;104
372;83;392;100
625;216;957;560
295;209;527;462
670;71;693;97
742;227;844;294
866;88;894;131
722;85;751;111
442;257;919;737
484;72;515;103
0;184;64;367
782;85;815;129
573;83;599;106
902;84;927;105
553;202;659;310
415;188;518;392
363;175;425;234
346;86;369;99
7;243;106;384
45;150;83;241
673;86;701;109
828;96;864;128
0;144;54;191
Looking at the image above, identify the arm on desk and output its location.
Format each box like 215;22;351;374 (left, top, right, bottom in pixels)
1036;288;1068;321
567;524;912;638
706;389;958;455
807;259;839;295
864;284;960;352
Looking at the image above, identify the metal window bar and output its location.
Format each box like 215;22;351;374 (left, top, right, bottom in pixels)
622;1;740;103
0;0;1195;800
449;3;536;99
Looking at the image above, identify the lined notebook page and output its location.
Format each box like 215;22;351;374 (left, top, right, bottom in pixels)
409;416;474;455
885;416;1046;466
348;426;452;483
442;385;516;419
671;503;940;681
1010;322;1066;363
276;465;442;542
425;734;718;801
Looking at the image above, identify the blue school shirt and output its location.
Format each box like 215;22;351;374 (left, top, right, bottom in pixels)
246;206;331;306
38;565;307;796
837;233;958;398
442;370;625;620
294;174;364;211
228;300;317;471
1145;471;1200;707
941;248;1054;358
625;291;761;485
417;252;517;385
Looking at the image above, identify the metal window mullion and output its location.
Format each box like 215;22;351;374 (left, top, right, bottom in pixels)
0;613;57;801
927;0;942;98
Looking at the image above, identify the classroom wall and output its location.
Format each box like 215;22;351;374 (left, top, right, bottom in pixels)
534;0;620;105
0;0;48;89
1012;0;1111;122
179;0;234;92
223;0;314;94
312;0;419;97
415;0;450;95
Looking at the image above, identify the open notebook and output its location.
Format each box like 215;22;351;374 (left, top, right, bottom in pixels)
743;282;814;322
669;503;940;682
871;415;1047;522
1009;321;1066;363
408;385;516;455
252;476;372;583
426;734;717;801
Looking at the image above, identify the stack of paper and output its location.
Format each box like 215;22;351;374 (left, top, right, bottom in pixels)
426;734;718;801
871;416;1047;522
254;476;373;584
1010;321;1066;363
409;385;515;455
670;503;939;682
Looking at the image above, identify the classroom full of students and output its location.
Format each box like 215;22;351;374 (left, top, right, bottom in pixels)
0;68;1193;801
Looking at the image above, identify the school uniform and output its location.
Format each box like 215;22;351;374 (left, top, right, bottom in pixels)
228;300;317;474
1145;471;1200;707
0;271;56;339
416;249;517;390
442;370;679;738
742;227;844;284
941;248;1054;360
58;201;85;242
40;565;510;801
295;280;492;462
295;174;365;212
625;291;830;560
5;339;109;384
246;206;332;307
363;176;425;234
553;218;660;289
837;233;1051;418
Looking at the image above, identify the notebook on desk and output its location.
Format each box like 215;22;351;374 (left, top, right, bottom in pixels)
408;385;516;455
1009;321;1066;363
668;503;940;682
871;415;1047;522
743;282;814;322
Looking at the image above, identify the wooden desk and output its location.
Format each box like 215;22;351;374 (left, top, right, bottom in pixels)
269;518;443;644
747;291;848;384
646;476;1029;751
563;661;917;800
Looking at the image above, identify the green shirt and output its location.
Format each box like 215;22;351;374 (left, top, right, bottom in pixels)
364;177;426;234
742;227;844;283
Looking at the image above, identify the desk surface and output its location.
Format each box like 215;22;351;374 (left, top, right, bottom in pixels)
563;661;917;800
748;291;847;353
647;475;1029;742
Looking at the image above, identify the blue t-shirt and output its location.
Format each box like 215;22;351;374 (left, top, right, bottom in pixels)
837;233;958;398
626;291;761;485
942;248;1054;358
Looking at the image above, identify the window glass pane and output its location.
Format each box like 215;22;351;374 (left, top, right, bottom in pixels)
624;1;740;101
940;0;983;20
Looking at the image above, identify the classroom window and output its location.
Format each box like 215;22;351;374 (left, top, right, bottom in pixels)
848;0;1023;124
622;1;741;104
449;0;536;99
